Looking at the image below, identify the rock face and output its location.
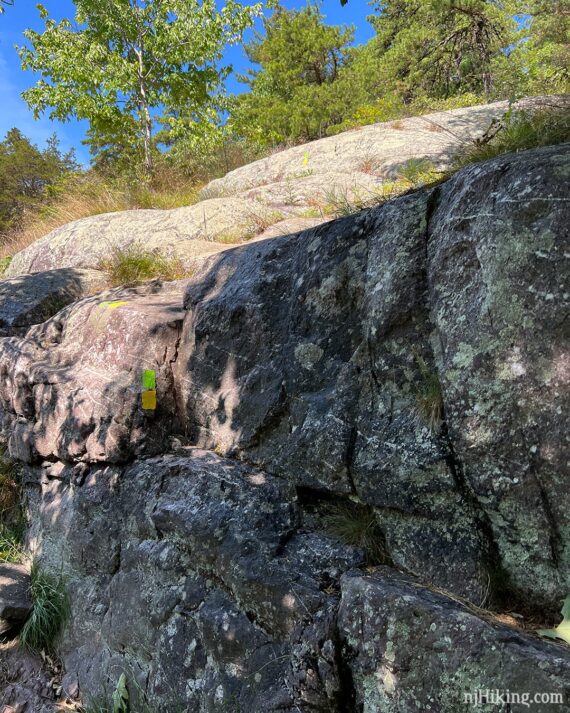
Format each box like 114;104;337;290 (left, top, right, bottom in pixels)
0;280;186;464
7;97;566;278
0;268;107;336
0;563;31;635
26;450;364;711
0;142;569;710
338;569;570;712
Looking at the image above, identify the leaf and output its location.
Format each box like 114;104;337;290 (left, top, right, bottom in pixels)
112;673;129;713
538;596;570;645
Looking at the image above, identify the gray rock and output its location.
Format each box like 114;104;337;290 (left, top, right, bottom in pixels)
1;143;568;610
0;563;31;633
0;280;187;464
428;143;570;609
1;141;569;711
6;97;567;278
338;568;570;713
0;268;107;336
24;450;364;711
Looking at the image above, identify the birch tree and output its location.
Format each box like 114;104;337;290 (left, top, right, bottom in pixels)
19;0;264;176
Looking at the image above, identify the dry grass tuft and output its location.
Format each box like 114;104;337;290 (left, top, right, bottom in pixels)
98;244;192;287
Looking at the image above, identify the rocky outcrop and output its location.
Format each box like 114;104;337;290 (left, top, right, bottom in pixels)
7;97;567;278
26;450;363;711
25;451;570;712
0;268;106;336
338;569;570;712
0;141;569;710
0;280;185;463
0;563;31;635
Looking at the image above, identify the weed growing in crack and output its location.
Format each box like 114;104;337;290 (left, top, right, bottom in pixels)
414;354;444;433
323;501;389;565
20;560;70;653
98;244;192;287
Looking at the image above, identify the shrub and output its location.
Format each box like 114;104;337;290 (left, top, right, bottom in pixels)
0;523;25;564
98;244;191;287
20;560;70;653
397;157;442;188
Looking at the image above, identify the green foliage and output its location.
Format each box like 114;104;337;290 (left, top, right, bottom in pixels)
112;674;129;713
20;560;70;653
538;595;570;645
0;449;25;564
0;256;12;274
19;0;264;176
511;0;570;95
397;157;442;187
323;501;389;564
368;0;516;101
0;128;77;233
0;522;25;564
231;3;357;145
0;0;13;14
452;104;570;171
98;244;191;287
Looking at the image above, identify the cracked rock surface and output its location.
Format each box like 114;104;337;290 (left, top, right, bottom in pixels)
0;142;569;711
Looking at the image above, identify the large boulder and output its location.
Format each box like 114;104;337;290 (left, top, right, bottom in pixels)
338;568;570;713
0;268;107;336
7;97;567;278
204;95;568;195
0;280;186;463
1;141;569;711
1;143;568;612
174;143;570;610
0;563;31;635
25;450;364;711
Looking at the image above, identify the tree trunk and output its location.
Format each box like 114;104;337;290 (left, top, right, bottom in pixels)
135;42;153;178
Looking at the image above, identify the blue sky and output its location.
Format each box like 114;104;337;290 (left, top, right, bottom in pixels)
0;1;374;164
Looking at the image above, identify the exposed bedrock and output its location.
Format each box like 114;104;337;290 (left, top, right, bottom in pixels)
0;143;569;710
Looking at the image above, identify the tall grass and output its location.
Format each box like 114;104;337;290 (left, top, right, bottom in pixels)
0;170;204;261
20;560;70;653
323;501;389;564
452;106;570;171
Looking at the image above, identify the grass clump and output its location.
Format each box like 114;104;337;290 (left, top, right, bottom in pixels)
0;523;25;564
323;501;389;564
20;560;70;653
452;105;570;172
414;355;444;433
98;244;191;287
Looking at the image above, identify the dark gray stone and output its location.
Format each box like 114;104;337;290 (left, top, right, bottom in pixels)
338;567;570;713
0;563;31;633
0;267;107;336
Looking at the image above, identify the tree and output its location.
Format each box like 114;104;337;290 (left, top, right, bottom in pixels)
231;3;356;145
0;129;77;232
19;0;263;177
368;0;514;101
0;1;14;13
514;0;570;93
